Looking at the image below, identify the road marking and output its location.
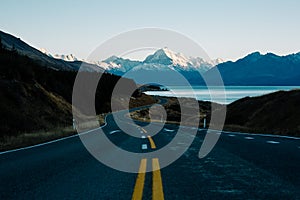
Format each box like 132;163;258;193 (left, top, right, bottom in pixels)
228;134;235;137
147;136;157;149
109;130;121;134
141;135;146;139
141;128;147;133
132;159;147;200
266;141;280;144
142;144;148;150
163;128;175;132
244;137;254;140
221;130;300;140
152;158;164;200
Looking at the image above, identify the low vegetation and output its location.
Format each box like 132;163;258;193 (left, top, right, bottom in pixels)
225;90;300;136
131;90;300;137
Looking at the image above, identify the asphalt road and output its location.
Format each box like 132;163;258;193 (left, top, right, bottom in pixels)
1;108;300;199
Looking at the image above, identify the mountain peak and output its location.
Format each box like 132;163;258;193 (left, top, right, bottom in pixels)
53;53;80;62
144;47;190;67
247;51;262;57
104;55;120;63
39;48;81;62
144;48;173;65
240;51;262;63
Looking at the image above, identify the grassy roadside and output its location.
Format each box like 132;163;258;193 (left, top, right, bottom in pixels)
0;94;155;152
130;107;258;132
130;96;210;127
0;127;76;152
130;94;300;137
129;107;296;136
0;114;107;152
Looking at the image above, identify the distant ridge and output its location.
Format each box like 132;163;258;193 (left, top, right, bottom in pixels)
205;51;300;85
2;30;300;86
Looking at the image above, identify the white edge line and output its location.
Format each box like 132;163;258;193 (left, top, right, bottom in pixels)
163;128;175;132
0;116;108;155
266;141;280;144
221;131;300;140
109;130;121;134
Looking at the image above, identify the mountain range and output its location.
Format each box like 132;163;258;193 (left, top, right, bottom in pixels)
95;47;223;75
205;51;300;85
1;30;300;85
96;48;300;85
39;48;82;62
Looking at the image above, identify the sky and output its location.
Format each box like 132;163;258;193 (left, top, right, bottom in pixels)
0;0;299;61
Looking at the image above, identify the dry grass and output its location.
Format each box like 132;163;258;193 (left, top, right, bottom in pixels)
0;127;75;151
0;114;107;152
0;94;155;152
129;97;210;127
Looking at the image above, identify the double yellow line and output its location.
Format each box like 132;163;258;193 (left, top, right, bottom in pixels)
132;136;164;200
132;158;147;200
152;158;164;200
132;158;164;200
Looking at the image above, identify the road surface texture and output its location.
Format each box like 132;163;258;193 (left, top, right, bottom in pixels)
1;109;300;199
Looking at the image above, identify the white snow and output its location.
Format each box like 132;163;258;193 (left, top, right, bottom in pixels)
161;47;190;67
39;46;224;73
143;47;223;72
39;48;82;62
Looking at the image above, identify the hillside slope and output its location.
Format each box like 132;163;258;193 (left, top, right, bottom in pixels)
226;89;300;136
0;47;139;136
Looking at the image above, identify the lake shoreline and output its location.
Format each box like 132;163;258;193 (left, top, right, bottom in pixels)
145;86;300;104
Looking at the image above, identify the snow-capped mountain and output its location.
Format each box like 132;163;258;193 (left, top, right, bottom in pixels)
0;30;79;71
144;47;223;70
53;54;80;62
96;47;223;75
89;47;224;84
38;46;223;76
39;48;82;62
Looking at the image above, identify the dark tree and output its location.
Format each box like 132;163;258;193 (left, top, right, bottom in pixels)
12;44;17;53
0;36;2;50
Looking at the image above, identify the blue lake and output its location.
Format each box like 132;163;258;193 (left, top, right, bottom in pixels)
145;86;300;104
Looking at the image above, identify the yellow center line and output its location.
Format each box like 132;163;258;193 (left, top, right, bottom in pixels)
152;158;164;200
147;136;156;149
132;159;147;200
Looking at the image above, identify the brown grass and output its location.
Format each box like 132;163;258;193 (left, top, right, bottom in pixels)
0;127;75;151
0;114;107;152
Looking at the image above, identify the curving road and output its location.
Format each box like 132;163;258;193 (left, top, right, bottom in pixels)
1;105;300;199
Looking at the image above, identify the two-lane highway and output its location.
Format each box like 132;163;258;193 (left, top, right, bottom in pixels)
1;109;300;199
